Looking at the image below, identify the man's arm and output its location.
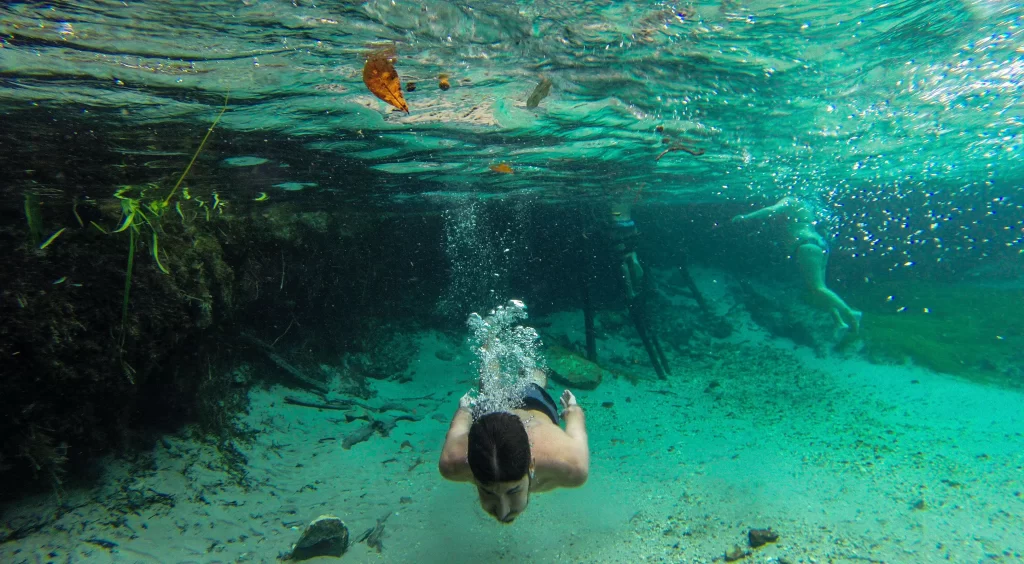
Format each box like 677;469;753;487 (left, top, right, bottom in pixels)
554;391;589;488
438;401;474;482
559;404;589;487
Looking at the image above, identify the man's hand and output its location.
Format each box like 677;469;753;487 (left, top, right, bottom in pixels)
560;389;578;413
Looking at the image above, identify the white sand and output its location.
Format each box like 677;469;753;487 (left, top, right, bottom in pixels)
3;275;1022;564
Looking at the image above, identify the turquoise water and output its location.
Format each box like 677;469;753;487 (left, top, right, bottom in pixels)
1;1;1022;562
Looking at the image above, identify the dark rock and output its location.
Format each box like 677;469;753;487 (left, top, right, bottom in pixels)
748;527;779;548
434;348;456;362
285;515;348;560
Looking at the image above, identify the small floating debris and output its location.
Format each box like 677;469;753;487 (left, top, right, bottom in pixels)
488;163;514;174
526;77;553;109
254;192;269;201
273;182;318;191
655;141;704;162
221;156;270;167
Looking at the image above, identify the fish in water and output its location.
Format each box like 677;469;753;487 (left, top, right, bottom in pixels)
526;77;553;109
489;163;514;174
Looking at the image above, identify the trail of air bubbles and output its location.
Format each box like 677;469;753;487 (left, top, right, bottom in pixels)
465;299;544;417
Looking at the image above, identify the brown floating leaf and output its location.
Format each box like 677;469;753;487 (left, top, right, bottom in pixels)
363;49;409;113
489;163;514;174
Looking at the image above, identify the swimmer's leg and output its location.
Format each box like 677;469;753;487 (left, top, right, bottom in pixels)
629;301;667;379
850;310;863;333
620;252;644;301
649;321;671;376
831;308;849;330
796;244;862;332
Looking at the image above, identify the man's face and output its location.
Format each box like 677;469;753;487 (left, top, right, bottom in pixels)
476;475;530;523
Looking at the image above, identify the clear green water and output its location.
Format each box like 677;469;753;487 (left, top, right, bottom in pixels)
1;1;1023;561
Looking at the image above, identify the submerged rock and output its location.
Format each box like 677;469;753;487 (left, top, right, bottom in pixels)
434;347;457;362
284;514;349;561
724;545;751;561
748;527;779;547
544;345;610;390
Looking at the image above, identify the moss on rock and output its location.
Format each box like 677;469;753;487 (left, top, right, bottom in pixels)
544;344;609;390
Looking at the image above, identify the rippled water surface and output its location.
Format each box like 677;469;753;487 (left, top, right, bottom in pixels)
1;2;1020;188
4;0;1022;268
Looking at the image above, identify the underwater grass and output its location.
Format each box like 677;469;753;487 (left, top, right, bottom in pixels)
855;281;1024;386
108;97;229;380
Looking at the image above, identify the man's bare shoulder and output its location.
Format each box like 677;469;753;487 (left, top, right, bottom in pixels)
529;421;589;490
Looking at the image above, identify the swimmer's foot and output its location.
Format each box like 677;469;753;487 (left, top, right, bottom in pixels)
832;322;850;341
831;309;848;331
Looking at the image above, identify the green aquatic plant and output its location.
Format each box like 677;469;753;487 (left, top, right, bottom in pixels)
111;184;171;274
24;192;45;247
98;97;230;380
98;97;230;272
855;281;1024;386
38;227;67;250
120;228;137;383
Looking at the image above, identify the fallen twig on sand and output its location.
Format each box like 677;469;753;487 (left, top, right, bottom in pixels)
283;397;353;411
342;414;423;449
283;395;421;414
356;512;392;553
240;333;328;393
342;422;378;449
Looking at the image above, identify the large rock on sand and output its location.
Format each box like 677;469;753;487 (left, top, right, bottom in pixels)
284;514;349;560
544;345;609;390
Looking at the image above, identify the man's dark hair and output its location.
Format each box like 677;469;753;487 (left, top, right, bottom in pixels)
467;412;530;483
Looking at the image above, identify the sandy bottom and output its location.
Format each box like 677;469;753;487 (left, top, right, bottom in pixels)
2;295;1023;563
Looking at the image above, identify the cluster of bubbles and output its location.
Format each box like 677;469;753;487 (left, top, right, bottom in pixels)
437;197;532;319
438;199;497;318
465;299;544;417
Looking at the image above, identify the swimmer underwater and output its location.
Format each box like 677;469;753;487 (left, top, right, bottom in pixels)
438;355;590;523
